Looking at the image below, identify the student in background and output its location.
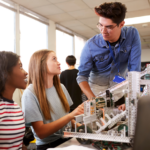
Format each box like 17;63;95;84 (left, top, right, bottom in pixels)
22;50;84;150
0;51;27;149
60;55;82;112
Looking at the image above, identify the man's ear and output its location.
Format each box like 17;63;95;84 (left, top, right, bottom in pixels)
120;21;125;28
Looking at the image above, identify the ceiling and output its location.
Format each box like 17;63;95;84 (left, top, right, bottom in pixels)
12;0;150;49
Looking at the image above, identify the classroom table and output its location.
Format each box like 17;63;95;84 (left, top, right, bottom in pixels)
47;137;97;150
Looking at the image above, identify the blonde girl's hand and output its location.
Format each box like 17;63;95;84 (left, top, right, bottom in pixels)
70;103;84;119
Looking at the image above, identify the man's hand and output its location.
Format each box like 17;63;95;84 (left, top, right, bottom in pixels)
118;104;126;111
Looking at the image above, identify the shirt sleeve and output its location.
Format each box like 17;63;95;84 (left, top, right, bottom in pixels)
77;41;94;84
61;84;73;107
128;28;141;72
21;89;43;126
76;76;89;84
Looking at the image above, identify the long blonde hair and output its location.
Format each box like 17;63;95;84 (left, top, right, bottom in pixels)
28;49;70;120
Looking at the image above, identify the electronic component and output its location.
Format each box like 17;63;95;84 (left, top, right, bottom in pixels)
63;64;150;148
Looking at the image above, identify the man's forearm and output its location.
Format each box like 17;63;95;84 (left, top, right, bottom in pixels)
79;81;95;99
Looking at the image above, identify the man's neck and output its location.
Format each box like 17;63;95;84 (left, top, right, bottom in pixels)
108;31;121;43
108;35;121;47
68;66;75;70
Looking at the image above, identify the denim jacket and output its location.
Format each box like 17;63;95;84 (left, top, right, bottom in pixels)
77;26;141;87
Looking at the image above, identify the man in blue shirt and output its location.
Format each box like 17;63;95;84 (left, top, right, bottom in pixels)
77;2;141;110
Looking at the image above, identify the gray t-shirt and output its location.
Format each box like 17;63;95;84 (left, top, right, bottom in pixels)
22;84;73;145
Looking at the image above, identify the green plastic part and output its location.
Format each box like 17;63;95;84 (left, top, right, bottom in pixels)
118;124;128;132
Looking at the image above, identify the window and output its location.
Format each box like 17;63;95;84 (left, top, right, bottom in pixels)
0;6;16;52
20;14;48;72
56;30;73;72
75;36;86;68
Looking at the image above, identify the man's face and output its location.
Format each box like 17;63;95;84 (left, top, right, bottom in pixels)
98;16;124;42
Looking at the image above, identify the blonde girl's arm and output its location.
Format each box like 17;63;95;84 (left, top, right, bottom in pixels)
32;103;84;139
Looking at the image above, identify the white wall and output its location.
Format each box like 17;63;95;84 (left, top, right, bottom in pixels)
141;49;150;62
13;89;22;107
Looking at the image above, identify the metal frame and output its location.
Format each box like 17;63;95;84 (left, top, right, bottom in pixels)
64;64;150;143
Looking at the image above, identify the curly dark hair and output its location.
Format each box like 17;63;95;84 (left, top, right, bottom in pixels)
95;2;127;25
66;55;76;66
0;51;19;94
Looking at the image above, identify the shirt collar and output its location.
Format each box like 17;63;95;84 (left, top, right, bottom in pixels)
120;28;126;43
0;96;14;103
100;34;109;48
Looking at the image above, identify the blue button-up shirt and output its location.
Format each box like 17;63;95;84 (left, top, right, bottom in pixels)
77;26;141;87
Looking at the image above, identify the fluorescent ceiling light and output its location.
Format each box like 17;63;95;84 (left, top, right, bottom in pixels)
26;12;39;19
125;15;150;25
0;0;10;6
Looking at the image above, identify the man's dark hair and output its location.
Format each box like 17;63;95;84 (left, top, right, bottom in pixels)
66;55;76;66
95;2;127;25
0;51;19;94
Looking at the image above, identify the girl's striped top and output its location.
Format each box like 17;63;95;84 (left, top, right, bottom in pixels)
0;96;25;150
